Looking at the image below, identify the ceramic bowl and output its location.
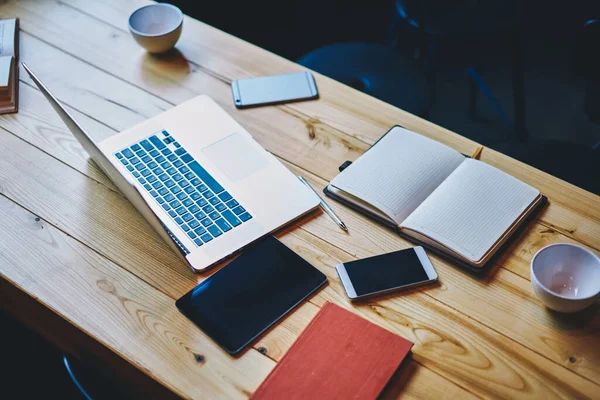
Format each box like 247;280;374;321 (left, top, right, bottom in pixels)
129;3;183;54
530;243;600;313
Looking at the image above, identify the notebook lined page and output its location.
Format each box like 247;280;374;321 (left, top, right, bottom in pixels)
330;127;465;225
402;159;539;262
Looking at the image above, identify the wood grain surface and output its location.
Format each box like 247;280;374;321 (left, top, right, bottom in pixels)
1;0;599;398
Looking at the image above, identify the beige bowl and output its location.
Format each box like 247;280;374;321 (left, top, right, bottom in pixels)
129;3;183;54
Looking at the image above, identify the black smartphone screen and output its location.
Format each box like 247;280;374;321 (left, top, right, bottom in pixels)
176;236;327;354
343;248;429;296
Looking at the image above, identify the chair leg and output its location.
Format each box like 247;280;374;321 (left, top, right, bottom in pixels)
467;67;513;131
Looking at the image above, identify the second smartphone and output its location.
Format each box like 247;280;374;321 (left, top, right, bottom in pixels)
232;71;318;108
336;247;437;300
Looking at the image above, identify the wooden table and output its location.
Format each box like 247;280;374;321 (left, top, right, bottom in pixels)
1;0;599;398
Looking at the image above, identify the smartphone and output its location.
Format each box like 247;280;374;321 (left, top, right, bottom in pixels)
231;71;319;108
336;247;437;300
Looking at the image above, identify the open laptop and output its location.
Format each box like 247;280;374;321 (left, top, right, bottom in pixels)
23;63;319;272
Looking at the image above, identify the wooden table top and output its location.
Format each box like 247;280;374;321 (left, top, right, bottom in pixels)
1;0;599;398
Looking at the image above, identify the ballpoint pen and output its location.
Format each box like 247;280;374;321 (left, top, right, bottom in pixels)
298;176;348;233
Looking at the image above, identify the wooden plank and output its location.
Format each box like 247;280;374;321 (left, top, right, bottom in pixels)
5;17;600;383
61;0;600;221
10;0;600;252
0;194;275;399
282;229;600;399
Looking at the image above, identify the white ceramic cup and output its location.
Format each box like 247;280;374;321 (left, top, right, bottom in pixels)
530;243;600;313
128;3;183;54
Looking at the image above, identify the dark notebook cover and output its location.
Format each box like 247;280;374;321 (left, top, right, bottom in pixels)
251;302;413;400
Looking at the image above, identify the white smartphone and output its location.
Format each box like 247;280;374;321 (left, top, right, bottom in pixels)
231;71;319;108
336;247;437;300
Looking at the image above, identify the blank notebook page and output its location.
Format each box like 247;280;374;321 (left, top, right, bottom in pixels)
402;159;539;262
330;127;465;224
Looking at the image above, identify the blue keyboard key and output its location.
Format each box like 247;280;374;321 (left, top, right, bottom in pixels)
194;238;203;246
141;155;151;163
194;212;206;220
209;197;220;206
188;163;223;195
203;191;214;199
167;154;177;162
162;203;170;211
162;130;170;136
209;211;220;220
149;149;159;157
198;184;208;192
158;188;169;196
162;148;172;155
164;193;175;202
144;184;152;191
157;198;165;204
188;220;200;229
184;186;195;194
168;210;177;217
165;180;175;188
173;160;183;168
197;198;208;207
135;163;146;171
131;144;141;152
158;173;169;181
201;218;212;227
190;178;201;186
140;169;151;177
152;168;163;176
170;200;181;209
239;212;252;222
218;192;232;202
120;159;129;166
182;213;194;222
184;172;195;180
147;161;158;170
166;167;176;175
174;217;183;225
175;148;186;156
172;173;183;181
180;181;190;188
215;218;232;232
174;142;181;148
152;181;163;189
216;203;227;212
179;166;190;174
137;177;146;185
200;233;213;242
226;199;238;208
150;190;158;197
171;186;182;194
135;150;146;158
156;155;166;163
232;206;245;215
181;153;193;164
191;192;201;200
181;224;190;232
147;175;157;183
207;225;222;237
203;205;214;213
160;161;170;169
140;139;153;151
122;148;134;158
176;206;186;215
222;210;242;227
164;136;175;144
188;231;197;240
183;199;194;207
176;192;187;200
116;152;124;159
148;135;165;150
126;165;134;171
189;205;200;214
194;226;206;236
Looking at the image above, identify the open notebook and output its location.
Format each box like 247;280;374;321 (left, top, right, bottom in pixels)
325;126;545;268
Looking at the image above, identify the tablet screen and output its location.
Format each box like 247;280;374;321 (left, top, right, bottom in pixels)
176;236;327;354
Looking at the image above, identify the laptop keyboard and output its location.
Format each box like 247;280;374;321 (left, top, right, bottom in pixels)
114;130;252;248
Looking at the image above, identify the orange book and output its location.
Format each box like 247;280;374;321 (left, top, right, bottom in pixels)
251;302;413;400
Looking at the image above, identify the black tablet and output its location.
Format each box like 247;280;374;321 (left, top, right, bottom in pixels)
176;236;327;354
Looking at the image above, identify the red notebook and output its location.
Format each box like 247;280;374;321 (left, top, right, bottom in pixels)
251;302;413;400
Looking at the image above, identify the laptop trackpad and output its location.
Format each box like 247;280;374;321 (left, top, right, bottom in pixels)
202;133;269;182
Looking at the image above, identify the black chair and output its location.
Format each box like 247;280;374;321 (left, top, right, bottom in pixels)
386;0;526;139
298;42;428;116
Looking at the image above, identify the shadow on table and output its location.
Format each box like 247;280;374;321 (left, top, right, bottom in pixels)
140;48;191;84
